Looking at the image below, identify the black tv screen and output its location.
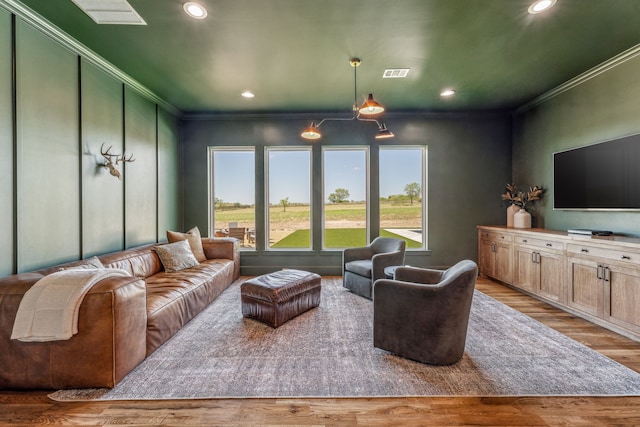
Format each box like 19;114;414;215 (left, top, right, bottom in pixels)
553;134;640;210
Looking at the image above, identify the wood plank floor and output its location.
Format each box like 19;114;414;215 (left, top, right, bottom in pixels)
2;276;640;426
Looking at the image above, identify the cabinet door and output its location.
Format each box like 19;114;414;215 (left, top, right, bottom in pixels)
513;246;536;292
538;251;563;302
479;240;495;278
606;263;640;333
567;257;603;317
494;242;513;283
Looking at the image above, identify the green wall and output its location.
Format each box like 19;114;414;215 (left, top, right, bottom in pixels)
513;52;640;236
182;113;512;275
0;8;13;276
16;19;80;271
0;10;182;276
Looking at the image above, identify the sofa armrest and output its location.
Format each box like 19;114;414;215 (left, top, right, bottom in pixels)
371;250;406;281
0;274;147;389
394;266;444;284
202;237;240;280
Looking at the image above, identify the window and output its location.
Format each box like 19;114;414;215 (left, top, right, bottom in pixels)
322;147;368;248
208;147;255;249
379;146;427;250
266;147;312;249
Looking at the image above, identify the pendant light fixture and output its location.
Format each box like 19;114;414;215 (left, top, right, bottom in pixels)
375;123;394;139
301;58;393;141
301;122;322;140
359;94;385;116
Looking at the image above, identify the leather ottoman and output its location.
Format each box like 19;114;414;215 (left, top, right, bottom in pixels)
241;269;321;328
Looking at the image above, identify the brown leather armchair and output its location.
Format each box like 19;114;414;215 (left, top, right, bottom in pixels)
342;237;406;299
372;260;478;365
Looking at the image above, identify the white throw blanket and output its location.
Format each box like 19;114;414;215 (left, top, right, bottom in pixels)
11;268;131;342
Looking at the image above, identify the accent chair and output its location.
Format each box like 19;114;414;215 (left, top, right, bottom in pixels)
372;259;478;365
342;237;406;299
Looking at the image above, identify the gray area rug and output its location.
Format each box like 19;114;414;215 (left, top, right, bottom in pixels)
50;277;640;400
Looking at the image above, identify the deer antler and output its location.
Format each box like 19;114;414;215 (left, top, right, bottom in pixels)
100;143;118;161
117;152;135;164
99;143;134;180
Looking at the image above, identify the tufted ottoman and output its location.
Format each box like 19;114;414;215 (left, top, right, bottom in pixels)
240;269;321;328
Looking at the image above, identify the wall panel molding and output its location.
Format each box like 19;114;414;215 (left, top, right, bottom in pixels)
16;19;80;271
0;7;181;277
0;9;14;276
0;0;180;117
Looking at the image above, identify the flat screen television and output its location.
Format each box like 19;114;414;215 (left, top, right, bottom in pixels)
553;134;640;210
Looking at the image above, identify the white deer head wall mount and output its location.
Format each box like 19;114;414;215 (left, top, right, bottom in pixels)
99;143;135;180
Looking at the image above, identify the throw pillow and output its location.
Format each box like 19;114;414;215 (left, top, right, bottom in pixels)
154;240;200;273
167;226;207;262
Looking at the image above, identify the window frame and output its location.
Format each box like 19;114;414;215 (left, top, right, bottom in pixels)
379;145;428;251
264;146;313;251
321;145;370;249
207;146;256;249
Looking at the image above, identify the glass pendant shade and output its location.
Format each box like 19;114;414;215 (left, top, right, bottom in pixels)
301;123;322;140
375;124;394;139
359;93;385;116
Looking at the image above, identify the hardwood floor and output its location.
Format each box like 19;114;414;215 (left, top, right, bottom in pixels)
2;276;640;426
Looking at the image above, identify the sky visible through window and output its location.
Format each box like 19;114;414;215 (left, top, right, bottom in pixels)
380;148;423;199
213;148;422;205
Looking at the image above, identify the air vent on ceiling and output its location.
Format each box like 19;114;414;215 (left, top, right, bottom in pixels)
70;0;147;25
382;68;410;78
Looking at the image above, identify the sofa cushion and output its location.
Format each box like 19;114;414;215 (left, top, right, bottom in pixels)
100;245;163;278
59;256;105;270
154;240;200;273
345;260;372;278
167;227;207;262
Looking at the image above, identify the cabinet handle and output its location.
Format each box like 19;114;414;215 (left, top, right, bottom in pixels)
621;255;631;260
581;248;589;253
522;239;528;243
532;252;536;263
604;266;611;282
546;243;552;247
596;265;603;280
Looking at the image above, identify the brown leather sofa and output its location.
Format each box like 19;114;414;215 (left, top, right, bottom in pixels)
0;237;239;390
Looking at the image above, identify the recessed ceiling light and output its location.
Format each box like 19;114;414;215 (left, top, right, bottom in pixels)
528;0;557;14
440;89;456;97
183;2;207;19
241;91;255;99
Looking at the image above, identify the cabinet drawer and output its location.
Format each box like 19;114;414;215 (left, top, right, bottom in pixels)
567;243;640;264
480;231;512;243
514;235;564;251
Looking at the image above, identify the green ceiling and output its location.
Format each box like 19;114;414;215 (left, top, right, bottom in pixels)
11;0;640;114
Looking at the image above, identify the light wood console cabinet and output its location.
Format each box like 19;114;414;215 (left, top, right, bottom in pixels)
478;226;640;341
478;229;513;284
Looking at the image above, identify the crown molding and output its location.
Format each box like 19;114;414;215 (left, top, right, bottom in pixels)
0;0;181;116
515;42;640;115
182;110;511;121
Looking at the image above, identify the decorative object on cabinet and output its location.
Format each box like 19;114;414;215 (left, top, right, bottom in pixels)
502;183;520;227
501;183;545;228
99;143;135;180
507;204;520;227
514;208;532;228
